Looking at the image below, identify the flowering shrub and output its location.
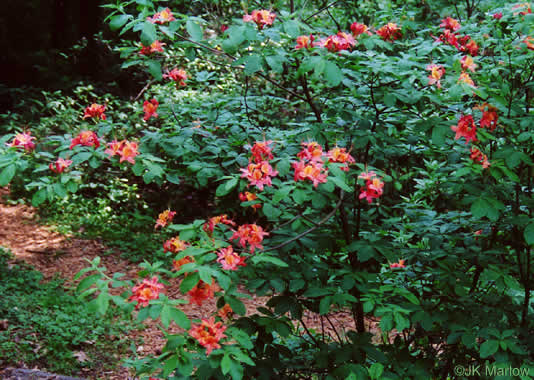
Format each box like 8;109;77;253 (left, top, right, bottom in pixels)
2;0;534;379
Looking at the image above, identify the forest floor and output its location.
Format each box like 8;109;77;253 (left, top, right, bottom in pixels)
0;188;378;379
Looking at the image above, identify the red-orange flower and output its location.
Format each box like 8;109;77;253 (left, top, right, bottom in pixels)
217;246;247;270
70;131;100;149
390;259;406;269
460;56;477;72
523;36;534;50
147;8;176;24
83;104;106;120
173;256;195;271
118;141;139;164
512;3;532;16
461;38;479;56
297;141;324;162
359;172;384;204
440;17;461;32
436;29;459;48
326;147;355;171
250;140;274;162
470;147;491;169
203;214;236;234
240;161;278;191
293;160;328;187
128;276;164;309
376;23;402;42
7;132;36;152
218;304;233;320
163;237;189;254
239;191;261;209
451;115;477;144
189;317;227;356
49;157;73;173
350;22;371;37
295;35;315;49
187;280;218;306
164;68;188;87
317;32;355;52
143;98;159;121
475;103;499;131
139;40;165;56
458;72;475;87
243;10;276;29
154;209;176;229
426;64;445;89
230;224;268;253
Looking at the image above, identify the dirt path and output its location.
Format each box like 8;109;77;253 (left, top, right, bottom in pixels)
0;188;362;379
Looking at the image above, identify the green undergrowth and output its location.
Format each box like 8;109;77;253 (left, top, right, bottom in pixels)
0;247;134;375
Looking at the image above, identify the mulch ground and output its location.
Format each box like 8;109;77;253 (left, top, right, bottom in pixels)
0;187;378;379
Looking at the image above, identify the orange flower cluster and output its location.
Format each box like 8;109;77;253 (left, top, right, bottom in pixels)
239;191;261;210
376;22;402;42
243;10;276;29
7;132;35;152
358;171;384;204
164;68;188;87
435;17;479;56
475;103;499;131
172;256;195;272
240;140;279;191
139;40;165;56
451;115;477;144
147;8;176;24
128;276;164;309
70;131;100;149
187;280;218;306
143;98;159;120
83;103;106;120
203;214;236;234
218;304;233;319
350;22;371;37
104;140;140;164
470;147;490;169
426;64;446;89
295;34;315;49
293;142;328;187
216;246;246;270
154;209;176;229
49;157;73;174
230;224;268;253
523;36;534;50
163;237;189;254
512;2;532;15
390;259;406;269
326;147;355;171
189;317;227;355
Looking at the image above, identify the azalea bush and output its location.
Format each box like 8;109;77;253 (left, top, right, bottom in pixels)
2;0;534;378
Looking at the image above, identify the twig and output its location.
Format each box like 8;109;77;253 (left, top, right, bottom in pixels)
134;79;155;101
303;1;340;22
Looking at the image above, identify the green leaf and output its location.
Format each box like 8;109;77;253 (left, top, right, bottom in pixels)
161;305;171;328
263;203;281;220
109;14;130;31
329;175;352;192
0;164;16;186
180;272;200;293
162;355;179;378
265;55;285;73
324;61;343;86
76;273;101;293
524;222;534;246
471;197;489;219
95;292;110;315
244;55;263;75
369;363;384;380
147;60;162;80
216;177;238;197
169;307;190;329
319;296;332;315
432;125;448;146
53;183;67;198
252;254;288;267
302;287;331;297
284;20;300;37
140;22;157;45
480;339;499;358
186;19;203;41
225;296;246;316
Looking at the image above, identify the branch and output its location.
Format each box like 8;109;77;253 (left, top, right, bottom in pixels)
303;1;340;22
264;190;345;252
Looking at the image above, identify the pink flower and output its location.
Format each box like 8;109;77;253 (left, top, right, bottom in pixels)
216;246;246;270
49;158;73;173
243;10;276;29
7;132;36;152
240;161;278;191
